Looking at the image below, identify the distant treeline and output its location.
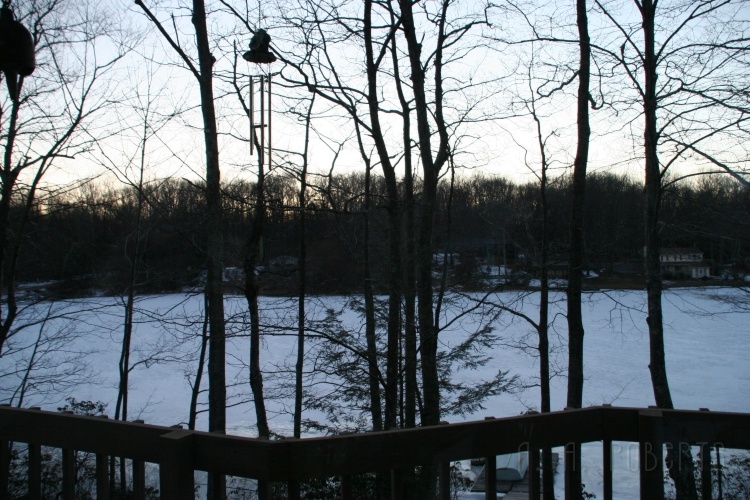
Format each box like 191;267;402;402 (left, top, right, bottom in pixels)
11;172;749;295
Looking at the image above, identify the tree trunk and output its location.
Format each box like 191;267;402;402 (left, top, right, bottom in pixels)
363;159;383;432
294;97;314;438
535;115;554;500
565;0;591;496
0;97;22;357
364;0;401;430
388;16;417;429
115;106;150;492
192;1;226;496
641;1;696;497
398;0;450;430
403;180;418;430
189;295;209;431
245;113;270;441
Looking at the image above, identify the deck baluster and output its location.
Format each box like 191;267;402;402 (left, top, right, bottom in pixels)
602;438;613;500
340;474;353;499
27;443;41;500
438;461;451;500
95;453;109;500
61;449;75;499
390;468;403;500
132;459;145;500
484;454;496;500
287;480;301;500
0;439;10;497
700;442;712;500
529;446;540;500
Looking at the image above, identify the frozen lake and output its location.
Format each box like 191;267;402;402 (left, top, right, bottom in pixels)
1;286;748;497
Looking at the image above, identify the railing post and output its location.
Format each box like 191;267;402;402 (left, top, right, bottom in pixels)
159;429;194;500
131;420;146;500
563;407;581;500
639;409;664;500
438;421;451;500
62;449;75;500
93;414;110;500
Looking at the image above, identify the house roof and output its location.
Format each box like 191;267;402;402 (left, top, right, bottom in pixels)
661;247;702;255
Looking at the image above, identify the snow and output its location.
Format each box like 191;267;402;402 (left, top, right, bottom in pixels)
1;287;748;498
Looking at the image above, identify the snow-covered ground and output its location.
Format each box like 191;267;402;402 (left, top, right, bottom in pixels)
1;287;748;498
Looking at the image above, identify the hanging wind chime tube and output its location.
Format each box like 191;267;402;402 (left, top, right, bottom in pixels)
260;75;265;168
267;73;272;170
248;73;272;169
249;76;254;156
243;28;276;170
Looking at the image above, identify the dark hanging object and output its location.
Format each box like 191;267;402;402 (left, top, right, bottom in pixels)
242;29;276;64
0;1;36;100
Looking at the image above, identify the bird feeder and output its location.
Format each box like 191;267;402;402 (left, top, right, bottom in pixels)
243;29;275;168
0;0;36;100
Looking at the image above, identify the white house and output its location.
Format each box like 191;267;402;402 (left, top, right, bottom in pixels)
659;247;711;279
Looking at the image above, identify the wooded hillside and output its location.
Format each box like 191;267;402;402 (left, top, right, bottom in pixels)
12;172;748;296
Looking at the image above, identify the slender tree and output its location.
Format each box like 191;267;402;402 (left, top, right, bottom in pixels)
345;117;385;433
397;0;453;428
565;0;592;496
243;88;270;441
294;95;315;439
363;0;404;429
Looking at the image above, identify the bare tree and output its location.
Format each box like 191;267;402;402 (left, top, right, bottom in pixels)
565;0;592;496
594;0;749;496
90;67;181;492
133;1;227;496
241;78;271;442
292;96;315;439
1;0;127;358
263;2;505;448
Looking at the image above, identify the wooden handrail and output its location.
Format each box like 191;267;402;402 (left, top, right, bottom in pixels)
1;405;749;499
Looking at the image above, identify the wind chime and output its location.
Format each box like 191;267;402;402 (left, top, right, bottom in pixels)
0;0;36;101
242;29;276;169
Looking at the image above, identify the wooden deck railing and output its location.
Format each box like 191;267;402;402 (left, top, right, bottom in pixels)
1;404;749;499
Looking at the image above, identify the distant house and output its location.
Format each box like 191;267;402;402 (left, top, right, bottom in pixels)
659;247;710;279
530;253;570;279
268;255;299;274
